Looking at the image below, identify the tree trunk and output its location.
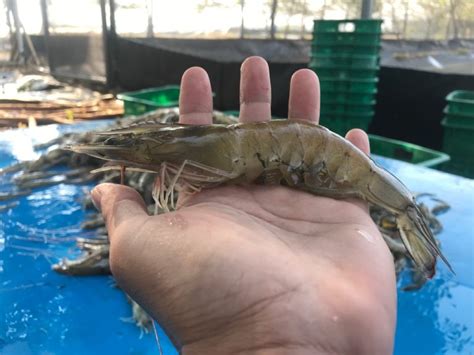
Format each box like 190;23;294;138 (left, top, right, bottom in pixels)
390;2;399;39
8;0;24;63
283;0;295;39
446;17;451;39
300;0;308;39
240;0;245;38
402;0;409;39
270;0;278;39
449;0;459;39
320;0;327;19
146;0;154;38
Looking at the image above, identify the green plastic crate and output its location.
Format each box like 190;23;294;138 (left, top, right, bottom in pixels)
117;85;180;115
313;32;382;47
319;78;378;93
311;44;382;56
443;107;474;125
440;159;474;179
440;116;474;178
320;102;375;115
313;19;383;34
321;90;376;105
310;53;379;69
446;90;474;116
441;117;474;156
368;135;450;168
320;113;373;136
312;67;379;80
223;110;240;117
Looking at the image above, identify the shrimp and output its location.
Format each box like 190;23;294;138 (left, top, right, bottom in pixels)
53;238;110;276
67;119;452;278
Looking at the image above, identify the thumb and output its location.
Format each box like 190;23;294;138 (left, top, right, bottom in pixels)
91;183;148;241
346;128;370;155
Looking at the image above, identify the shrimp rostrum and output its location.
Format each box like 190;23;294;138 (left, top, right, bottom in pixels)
67;119;452;278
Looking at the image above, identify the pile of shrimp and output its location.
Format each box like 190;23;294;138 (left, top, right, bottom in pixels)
0;107;450;332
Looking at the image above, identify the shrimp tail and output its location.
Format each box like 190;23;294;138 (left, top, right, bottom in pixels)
397;204;453;278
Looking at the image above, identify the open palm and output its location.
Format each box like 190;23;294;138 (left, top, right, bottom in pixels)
93;57;396;354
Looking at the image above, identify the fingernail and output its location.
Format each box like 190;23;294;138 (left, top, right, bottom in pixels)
90;187;102;212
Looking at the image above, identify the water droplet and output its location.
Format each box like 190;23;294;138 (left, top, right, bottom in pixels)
165;213;187;229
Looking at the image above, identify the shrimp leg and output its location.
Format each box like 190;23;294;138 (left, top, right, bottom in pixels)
120;165;126;185
152;160;241;212
278;163;361;199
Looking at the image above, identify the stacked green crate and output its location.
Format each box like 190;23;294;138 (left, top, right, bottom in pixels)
441;90;474;178
310;19;383;136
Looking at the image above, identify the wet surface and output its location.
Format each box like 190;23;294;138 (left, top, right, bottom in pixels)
378;158;474;355
1;122;473;354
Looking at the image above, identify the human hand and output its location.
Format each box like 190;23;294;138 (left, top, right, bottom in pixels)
92;56;396;354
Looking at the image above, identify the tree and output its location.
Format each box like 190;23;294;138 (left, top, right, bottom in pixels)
270;0;278;39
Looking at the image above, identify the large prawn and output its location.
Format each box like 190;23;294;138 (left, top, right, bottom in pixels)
68;119;452;278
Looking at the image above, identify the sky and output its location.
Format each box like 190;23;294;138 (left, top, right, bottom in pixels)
2;0;339;37
2;0;464;39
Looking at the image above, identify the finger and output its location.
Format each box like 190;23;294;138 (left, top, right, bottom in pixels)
288;69;320;123
239;56;271;123
179;67;213;125
342;128;371;212
91;183;148;241
346;129;370;155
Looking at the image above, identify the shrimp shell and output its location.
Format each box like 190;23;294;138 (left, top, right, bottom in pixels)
67;119;452;278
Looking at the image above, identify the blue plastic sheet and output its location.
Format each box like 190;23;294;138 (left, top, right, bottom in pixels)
1;122;473;354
